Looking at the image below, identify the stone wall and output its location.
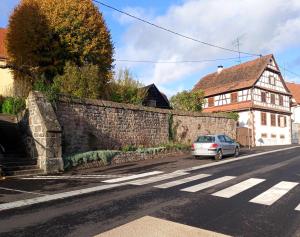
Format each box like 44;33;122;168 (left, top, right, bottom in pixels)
24;92;63;173
55;96;236;156
172;114;236;144
292;123;300;144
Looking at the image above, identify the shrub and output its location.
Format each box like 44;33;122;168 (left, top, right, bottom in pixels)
121;145;137;152
107;68;147;105
226;112;239;121
0;96;5;112
33;77;60;102
170;89;204;112
63;150;121;170
2;97;26;115
160;142;191;150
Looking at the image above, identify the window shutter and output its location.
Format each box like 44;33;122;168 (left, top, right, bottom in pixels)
231;92;238;103
208;97;214;107
284;116;287;127
261;91;266;103
271;114;276;126
279;95;283;106
261;112;267;125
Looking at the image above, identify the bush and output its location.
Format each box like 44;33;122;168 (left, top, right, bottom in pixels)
170;90;204;112
33;78;60;102
63;150;121;170
121;145;138;152
0;96;5;112
226;112;239;121
1;97;26;115
107;68;147;105
161;142;191;150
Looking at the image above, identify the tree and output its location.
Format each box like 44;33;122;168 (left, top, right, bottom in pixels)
170;90;204;112
54;62;102;99
7;0;114;96
107;68;147;105
224;112;240;121
6;1;61;96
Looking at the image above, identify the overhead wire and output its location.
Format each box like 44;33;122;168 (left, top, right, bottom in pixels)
94;1;300;80
115;56;255;64
93;0;261;57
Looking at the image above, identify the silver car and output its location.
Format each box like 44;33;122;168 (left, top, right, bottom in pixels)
191;134;240;160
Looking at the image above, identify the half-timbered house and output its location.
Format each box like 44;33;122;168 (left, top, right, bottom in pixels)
194;54;292;146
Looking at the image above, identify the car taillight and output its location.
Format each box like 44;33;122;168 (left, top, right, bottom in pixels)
191;144;195;150
210;143;219;148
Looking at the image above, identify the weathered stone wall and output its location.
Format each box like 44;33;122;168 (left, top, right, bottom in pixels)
292;123;300;144
55;96;236;156
24;92;63;173
172;114;237;144
56;97;169;155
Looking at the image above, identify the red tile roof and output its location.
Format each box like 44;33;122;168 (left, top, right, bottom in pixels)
202;101;252;113
194;54;274;97
0;28;8;60
286;82;300;104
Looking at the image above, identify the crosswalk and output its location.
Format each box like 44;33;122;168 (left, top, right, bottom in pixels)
3;169;300;213
102;171;300;212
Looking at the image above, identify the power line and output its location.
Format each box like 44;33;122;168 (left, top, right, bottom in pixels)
278;65;300;78
93;0;261;57
115;56;255;64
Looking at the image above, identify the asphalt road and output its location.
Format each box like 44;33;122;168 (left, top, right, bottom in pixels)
0;146;300;237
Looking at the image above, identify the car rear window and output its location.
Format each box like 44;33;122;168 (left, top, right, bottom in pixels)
196;136;215;143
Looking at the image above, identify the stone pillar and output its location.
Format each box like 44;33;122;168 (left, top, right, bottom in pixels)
27;91;63;174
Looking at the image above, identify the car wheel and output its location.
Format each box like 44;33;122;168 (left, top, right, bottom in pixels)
215;149;223;161
234;147;239;157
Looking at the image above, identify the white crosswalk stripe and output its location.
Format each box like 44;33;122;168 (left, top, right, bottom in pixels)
249;181;298;206
102;171;164;183
295;204;300;211
0;183;127;211
154;174;211;189
127;171;188;186
181;176;236;193
212;178;265;198
20;174;134;180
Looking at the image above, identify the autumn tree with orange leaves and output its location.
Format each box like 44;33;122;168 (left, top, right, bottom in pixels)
6;0;114;98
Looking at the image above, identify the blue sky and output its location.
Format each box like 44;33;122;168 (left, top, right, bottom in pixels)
1;0;300;97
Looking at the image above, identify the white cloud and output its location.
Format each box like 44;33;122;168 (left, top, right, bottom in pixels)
115;0;300;95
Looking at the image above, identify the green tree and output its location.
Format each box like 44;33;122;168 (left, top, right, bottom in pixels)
54;62;102;99
170;90;204;112
107;68;146;105
224;111;240;121
7;0;114;96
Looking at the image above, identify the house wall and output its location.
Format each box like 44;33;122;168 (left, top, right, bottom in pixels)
253;110;291;146
291;106;300;123
255;69;286;93
203;89;250;108
0;60;14;96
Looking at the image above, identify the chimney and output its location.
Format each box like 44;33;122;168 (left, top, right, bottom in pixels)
217;65;223;74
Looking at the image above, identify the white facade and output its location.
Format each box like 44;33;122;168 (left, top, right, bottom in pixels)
252;110;291;146
291;105;300;123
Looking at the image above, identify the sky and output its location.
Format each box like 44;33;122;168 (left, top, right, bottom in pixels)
1;0;300;97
